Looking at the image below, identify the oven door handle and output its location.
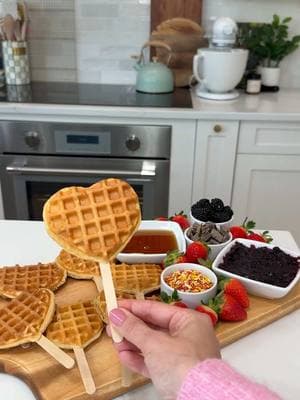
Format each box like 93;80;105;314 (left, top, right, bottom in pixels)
6;165;156;177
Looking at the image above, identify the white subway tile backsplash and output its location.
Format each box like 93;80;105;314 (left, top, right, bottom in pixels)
22;0;300;87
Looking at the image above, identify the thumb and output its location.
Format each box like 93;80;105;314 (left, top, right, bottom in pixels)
109;308;156;351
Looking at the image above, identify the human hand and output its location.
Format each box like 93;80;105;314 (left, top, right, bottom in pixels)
108;300;221;400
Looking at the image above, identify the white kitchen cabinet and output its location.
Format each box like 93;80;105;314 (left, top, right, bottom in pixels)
192;120;239;205
232;121;300;245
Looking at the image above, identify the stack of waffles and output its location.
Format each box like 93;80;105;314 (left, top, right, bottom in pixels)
0;178;164;395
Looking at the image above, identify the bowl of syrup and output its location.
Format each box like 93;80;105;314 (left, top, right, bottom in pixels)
117;220;186;264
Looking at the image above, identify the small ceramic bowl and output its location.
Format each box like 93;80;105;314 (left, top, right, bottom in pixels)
212;238;300;299
189;211;234;231
184;227;233;261
117;220;186;264
160;263;218;308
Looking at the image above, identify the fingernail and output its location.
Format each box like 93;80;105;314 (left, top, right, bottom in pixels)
109;308;126;326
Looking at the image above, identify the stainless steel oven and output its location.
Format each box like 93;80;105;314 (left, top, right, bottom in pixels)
0;122;171;220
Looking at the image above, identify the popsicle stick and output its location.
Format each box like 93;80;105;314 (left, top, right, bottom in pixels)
136;292;145;300
74;347;96;395
99;261;123;343
37;335;75;369
121;365;133;387
93;275;103;292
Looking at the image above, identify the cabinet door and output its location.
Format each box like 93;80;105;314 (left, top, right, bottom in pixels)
192;121;239;205
232;154;300;245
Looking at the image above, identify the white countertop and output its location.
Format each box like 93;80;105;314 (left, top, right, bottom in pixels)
0;89;300;122
0;220;299;400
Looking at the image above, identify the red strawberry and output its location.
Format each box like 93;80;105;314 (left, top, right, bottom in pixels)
163;250;188;268
247;231;273;243
195;304;218;326
230;226;248;239
170;211;190;231
218;278;249;308
173;301;188;308
186;242;209;263
230;218;255;239
209;293;247;322
160;289;187;308
247;232;266;242
155;216;168;221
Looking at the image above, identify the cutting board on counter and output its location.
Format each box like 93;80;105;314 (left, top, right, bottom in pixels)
0;279;299;400
151;0;203;31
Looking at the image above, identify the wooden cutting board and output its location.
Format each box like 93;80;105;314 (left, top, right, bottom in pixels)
0;278;299;400
151;0;203;32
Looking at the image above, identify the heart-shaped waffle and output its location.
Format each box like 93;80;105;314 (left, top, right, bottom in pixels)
43;179;141;262
0;288;55;349
56;250;100;280
0;262;67;299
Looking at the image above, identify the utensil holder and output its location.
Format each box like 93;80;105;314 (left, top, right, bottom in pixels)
2;41;30;85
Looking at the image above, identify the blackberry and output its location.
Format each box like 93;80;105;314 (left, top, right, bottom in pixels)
211;198;224;211
198;198;210;208
223;205;234;219
191;206;210;222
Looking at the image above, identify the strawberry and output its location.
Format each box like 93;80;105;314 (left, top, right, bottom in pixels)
209;293;247;322
230;226;248;239
155;216;168;221
160;289;188;308
170;211;190;231
173;301;188;308
163;250;188;268
247;231;273;243
218;278;249;308
195;304;218;326
230;218;255;239
186;242;209;263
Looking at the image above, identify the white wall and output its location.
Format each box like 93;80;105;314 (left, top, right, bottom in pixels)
25;0;300;88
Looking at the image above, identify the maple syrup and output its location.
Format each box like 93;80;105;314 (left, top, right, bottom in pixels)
122;230;178;254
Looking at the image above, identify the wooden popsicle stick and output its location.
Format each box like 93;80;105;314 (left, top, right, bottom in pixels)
99;261;123;343
121;364;133;387
136;292;145;300
93;275;103;292
37;335;75;369
73;347;96;395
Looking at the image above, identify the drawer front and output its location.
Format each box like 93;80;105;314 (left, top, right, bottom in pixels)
238;121;300;154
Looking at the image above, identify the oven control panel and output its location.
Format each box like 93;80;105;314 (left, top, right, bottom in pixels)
54;130;111;154
0;122;171;159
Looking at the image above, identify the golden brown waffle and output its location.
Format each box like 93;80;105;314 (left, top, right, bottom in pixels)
111;263;162;295
0;289;55;349
56;250;99;279
43;179;141;262
46;300;104;349
0;263;67;299
94;291;161;324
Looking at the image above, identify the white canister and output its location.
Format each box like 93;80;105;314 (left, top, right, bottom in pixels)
2;41;31;85
259;67;280;87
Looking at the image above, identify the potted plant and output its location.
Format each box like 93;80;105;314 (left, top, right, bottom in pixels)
239;15;300;87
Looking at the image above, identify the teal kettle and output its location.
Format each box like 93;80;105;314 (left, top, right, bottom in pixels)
135;41;174;94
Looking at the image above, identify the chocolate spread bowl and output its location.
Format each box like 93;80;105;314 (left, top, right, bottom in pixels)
212;238;300;299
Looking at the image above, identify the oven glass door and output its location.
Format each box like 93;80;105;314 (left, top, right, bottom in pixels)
1;155;169;220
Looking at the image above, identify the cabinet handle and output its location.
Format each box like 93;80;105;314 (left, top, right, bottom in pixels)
213;124;223;133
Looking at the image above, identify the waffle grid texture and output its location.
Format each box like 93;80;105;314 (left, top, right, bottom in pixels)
56;250;100;279
46;300;103;349
0;289;55;349
0;263;67;298
43;179;141;262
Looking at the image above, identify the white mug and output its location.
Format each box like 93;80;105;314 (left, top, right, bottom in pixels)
193;48;248;93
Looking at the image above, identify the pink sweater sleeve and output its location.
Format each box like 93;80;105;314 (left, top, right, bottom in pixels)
178;359;281;400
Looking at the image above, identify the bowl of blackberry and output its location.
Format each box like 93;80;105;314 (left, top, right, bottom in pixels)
190;198;234;230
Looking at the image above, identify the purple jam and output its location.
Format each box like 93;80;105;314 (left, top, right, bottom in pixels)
218;243;300;287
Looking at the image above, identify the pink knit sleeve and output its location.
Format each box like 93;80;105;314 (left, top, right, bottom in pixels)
177;359;281;400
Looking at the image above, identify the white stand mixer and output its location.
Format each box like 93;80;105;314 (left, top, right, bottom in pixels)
193;17;248;100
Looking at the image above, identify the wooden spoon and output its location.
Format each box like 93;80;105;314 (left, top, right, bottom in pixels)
1;14;16;41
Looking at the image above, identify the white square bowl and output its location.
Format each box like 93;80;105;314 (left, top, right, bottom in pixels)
117;220;186;264
212;238;300;299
